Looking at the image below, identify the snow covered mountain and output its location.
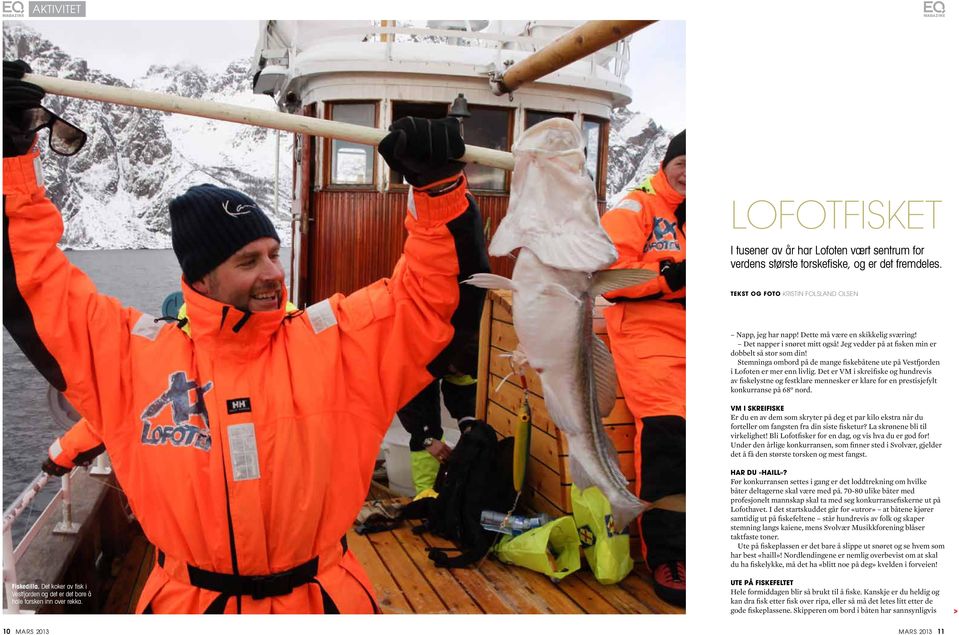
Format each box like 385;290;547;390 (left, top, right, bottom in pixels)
606;108;675;205
3;23;293;249
3;23;674;249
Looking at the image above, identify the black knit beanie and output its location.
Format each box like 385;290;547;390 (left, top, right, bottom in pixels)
662;129;686;168
169;184;280;283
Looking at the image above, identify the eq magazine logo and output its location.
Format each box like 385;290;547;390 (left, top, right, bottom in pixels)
2;0;25;17
923;0;946;16
2;0;86;16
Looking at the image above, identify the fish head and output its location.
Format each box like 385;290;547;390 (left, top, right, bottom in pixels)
489;118;618;271
514;117;585;156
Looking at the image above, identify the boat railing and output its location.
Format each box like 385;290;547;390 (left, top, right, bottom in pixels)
375;24;629;80
263;22;632;81
2;454;112;614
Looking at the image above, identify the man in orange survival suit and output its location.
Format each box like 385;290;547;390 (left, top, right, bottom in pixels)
600;130;686;607
3;61;489;613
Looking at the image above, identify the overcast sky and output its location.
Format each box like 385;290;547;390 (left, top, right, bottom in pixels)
16;20;685;131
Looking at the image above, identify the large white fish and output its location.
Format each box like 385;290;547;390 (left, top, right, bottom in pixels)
467;118;655;531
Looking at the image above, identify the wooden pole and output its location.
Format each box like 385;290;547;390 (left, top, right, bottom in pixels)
24;73;517;171
25;22;648;171
493;20;656;95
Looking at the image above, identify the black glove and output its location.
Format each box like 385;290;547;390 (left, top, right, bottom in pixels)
40;442;104;476
74;443;106;466
41;456;71;477
660;259;686;292
3;60;45;158
378;116;465;188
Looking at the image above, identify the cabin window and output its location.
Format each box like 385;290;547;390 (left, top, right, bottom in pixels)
387;102;511;192
388;102;449;186
524;109;573;130
582;116;609;199
463;105;511;192
326;102;377;187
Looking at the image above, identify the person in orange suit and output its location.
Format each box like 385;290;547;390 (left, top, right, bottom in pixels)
3;60;488;613
601;130;686;607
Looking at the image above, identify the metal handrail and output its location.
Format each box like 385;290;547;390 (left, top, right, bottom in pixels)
281;24;565;49
2;453;113;614
265;22;633;81
3;470;53;613
2;471;51;534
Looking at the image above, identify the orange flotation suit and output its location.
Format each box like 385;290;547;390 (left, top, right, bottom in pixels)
601;167;685;568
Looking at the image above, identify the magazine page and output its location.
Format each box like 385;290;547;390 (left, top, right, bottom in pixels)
692;1;956;634
0;1;954;634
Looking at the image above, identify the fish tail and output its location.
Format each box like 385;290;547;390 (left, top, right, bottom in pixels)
610;495;647;534
571;456;646;532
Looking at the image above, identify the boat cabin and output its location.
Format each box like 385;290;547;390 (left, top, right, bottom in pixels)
252;20;633;305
